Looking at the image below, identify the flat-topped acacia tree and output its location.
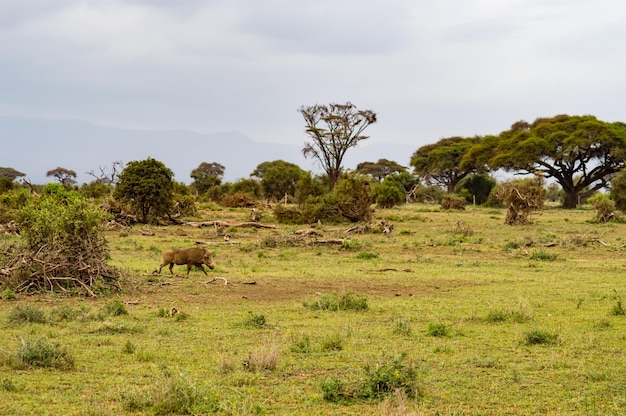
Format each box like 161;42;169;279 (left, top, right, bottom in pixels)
462;115;626;208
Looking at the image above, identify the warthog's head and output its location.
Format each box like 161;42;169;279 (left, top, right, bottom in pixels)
202;251;216;269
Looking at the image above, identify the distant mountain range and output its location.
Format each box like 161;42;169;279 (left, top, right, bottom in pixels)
2;116;417;185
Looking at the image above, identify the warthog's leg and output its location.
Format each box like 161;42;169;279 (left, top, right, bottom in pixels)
169;263;175;274
194;264;208;275
157;262;169;274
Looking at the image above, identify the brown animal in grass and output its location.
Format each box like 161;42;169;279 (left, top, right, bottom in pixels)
158;247;215;275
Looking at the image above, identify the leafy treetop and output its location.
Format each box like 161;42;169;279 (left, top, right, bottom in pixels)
356;159;406;182
410;136;481;193
462;114;626;208
300;102;377;190
114;158;174;223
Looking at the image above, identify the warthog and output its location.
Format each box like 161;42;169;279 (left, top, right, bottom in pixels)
158;247;215;275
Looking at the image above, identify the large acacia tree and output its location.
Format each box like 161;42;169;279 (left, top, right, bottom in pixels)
410;136;481;192
462;115;626;208
114;158;174;223
299;102;377;190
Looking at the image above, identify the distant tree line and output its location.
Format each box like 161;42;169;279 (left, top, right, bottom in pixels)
2;109;626;226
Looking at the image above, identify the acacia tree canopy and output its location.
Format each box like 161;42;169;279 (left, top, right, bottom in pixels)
46;167;77;186
190;162;225;194
356;159;406;182
462;114;626;208
410;136;481;193
299;102;377;190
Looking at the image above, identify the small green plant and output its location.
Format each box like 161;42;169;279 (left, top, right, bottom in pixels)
100;299;129;317
7;304;47;324
241;311;267;328
243;343;280;372
305;292;368;311
123;367;218;415
16;337;74;370
426;322;449;337
320;377;348;403
521;329;558;346
50;304;89;322
123;340;137;354
320;332;344;352
393;318;412;336
289;333;312;354
341;239;362;251
503;241;521;251
529;250;558;261
356;251;379;260
610;290;626;316
484;308;531;323
1;378;17;392
1;288;16;300
320;353;422;403
358;353;421;399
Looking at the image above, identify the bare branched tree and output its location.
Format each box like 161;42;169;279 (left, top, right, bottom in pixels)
86;161;123;184
299;102;377;190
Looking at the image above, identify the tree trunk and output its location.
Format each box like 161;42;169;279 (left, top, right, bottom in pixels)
562;191;578;208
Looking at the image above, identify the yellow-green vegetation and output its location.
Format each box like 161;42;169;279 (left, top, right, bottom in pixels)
2;204;626;414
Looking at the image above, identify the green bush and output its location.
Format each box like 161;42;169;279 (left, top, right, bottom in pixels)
320;377;349;403
484;308;531;323
358;354;421;399
124;367;218;415
4;185;121;295
356;251;379;260
320;353;422;403
241;311;267;328
16;337;74;370
7;305;47;324
373;180;405;208
100;299;129;317
426;322;449;337
320;332;344;352
521;329;558;346
529;250;558;261
306;292;368;311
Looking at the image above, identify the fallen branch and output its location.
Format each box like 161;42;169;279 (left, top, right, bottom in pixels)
293;228;323;237
308;239;347;245
184;220;277;229
201;277;229;285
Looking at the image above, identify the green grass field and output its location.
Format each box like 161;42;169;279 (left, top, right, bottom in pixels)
1;204;626;415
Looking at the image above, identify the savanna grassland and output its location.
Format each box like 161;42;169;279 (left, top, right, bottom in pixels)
1;204;626;415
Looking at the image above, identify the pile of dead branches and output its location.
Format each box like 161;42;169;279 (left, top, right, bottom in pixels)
1;185;122;296
1;235;121;297
494;176;545;225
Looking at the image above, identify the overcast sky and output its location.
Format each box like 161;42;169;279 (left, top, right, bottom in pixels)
1;0;625;147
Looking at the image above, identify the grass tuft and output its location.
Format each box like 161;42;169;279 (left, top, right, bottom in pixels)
521;329;558;346
15;337;74;370
426;322;449;337
100;299;129;317
243;342;280;372
305;292;368;311
7;305;47;324
484;308;531;323
241;311;268;328
123;367;218;415
321;353;422;403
